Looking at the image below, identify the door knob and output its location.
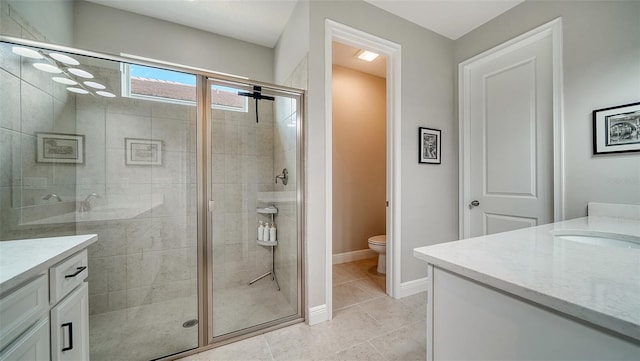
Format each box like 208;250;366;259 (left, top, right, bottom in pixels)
469;200;480;208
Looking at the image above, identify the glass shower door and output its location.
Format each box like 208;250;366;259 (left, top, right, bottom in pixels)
0;39;201;361
207;79;302;340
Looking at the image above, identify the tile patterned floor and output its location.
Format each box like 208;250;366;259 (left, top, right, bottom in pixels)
179;258;427;361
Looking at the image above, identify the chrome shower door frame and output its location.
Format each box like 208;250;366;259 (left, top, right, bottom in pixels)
202;77;305;347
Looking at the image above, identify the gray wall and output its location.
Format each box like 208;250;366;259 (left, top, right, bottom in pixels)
455;0;640;220
301;0;456;310
73;1;275;83
274;0;309;85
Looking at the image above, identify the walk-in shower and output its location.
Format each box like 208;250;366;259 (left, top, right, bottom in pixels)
0;36;304;360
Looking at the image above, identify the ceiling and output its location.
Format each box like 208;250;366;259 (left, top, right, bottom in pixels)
364;0;524;40
332;41;386;78
85;0;525;48
85;0;299;48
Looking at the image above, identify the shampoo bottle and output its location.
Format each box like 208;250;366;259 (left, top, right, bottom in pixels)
258;221;264;241
269;223;277;242
263;222;270;242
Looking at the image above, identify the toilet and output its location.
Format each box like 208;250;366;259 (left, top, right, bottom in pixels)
367;235;387;274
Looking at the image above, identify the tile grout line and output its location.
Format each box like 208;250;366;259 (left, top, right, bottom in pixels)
367;339;390;361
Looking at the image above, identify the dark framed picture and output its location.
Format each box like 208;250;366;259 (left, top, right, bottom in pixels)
593;102;640;155
36;132;85;164
419;127;441;164
125;138;163;165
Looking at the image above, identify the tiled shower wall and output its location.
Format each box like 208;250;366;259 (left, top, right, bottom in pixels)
74;65;198;316
211;100;276;291
273;55;307;309
0;4;77;241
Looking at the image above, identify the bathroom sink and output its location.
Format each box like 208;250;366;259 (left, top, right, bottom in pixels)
552;230;640;249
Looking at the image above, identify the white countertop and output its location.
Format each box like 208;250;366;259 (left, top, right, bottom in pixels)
414;216;640;341
0;234;98;294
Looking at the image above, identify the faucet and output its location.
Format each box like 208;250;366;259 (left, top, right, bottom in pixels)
80;193;101;212
42;194;63;202
275;168;288;186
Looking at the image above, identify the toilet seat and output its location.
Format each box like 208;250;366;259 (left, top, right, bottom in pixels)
368;235;386;245
367;235;386;275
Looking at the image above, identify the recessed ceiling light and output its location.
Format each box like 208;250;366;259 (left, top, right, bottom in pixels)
355;49;379;62
52;77;77;85
68;68;94;79
33;63;62;73
66;87;89;94
12;47;43;59
83;81;106;89
96;91;116;98
49;52;80;66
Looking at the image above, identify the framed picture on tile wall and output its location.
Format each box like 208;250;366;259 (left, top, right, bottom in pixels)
419;127;441;164
36;132;85;164
125;138;163;166
593;102;640;155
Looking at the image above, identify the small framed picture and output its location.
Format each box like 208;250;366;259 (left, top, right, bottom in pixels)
593;102;640;155
125;138;163;166
36;132;85;164
419;127;441;164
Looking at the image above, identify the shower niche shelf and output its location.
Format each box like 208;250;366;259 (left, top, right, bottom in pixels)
251;204;280;290
256;206;278;214
256;240;278;247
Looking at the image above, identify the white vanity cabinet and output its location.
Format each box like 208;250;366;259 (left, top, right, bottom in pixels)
49;250;90;361
414;215;640;361
0;276;50;361
0;235;97;361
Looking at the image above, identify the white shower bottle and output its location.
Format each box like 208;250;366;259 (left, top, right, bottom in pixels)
269;223;277;243
258;221;264;241
263;222;270;242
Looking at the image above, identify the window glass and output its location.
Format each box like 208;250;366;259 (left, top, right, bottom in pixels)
123;64;247;112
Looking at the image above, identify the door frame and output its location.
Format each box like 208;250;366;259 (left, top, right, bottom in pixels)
458;18;565;238
325;19;402;315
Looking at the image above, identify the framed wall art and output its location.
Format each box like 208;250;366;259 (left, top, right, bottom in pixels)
593;102;640;155
419;127;441;164
36;132;85;164
125;138;163;165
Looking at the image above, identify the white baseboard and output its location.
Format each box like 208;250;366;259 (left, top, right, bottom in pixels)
307;304;329;325
332;249;377;264
397;277;429;298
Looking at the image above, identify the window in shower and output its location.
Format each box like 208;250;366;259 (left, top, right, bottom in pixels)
122;64;248;112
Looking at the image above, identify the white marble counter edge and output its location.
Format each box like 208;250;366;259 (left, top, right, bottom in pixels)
0;234;98;294
413;248;640;342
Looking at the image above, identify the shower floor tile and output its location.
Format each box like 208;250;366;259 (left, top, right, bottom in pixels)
212;274;296;337
89;297;198;361
177;259;426;361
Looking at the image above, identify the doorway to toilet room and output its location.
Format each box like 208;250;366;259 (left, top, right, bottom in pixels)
330;39;387;306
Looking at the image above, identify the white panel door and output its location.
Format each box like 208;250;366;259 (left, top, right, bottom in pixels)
468;33;554;236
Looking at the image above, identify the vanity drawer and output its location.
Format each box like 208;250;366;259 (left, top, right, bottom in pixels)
49;250;88;305
0;318;49;361
0;275;49;351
